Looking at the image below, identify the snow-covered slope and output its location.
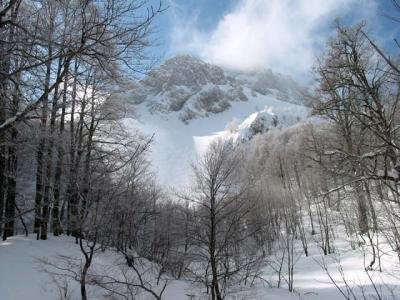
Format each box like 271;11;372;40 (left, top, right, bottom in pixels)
2;227;399;300
122;55;310;187
0;235;192;300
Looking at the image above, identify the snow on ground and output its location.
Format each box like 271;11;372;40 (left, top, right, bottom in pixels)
2;228;399;299
123;89;309;189
262;237;400;299
0;235;193;300
0;235;91;300
0;234;297;300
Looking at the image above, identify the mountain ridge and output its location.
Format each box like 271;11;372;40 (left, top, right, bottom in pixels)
127;55;308;124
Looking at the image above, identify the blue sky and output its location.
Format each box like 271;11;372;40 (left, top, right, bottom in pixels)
148;0;399;81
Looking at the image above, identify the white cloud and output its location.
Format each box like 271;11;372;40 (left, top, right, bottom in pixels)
169;0;377;78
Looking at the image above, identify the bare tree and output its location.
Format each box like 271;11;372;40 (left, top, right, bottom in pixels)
183;140;263;300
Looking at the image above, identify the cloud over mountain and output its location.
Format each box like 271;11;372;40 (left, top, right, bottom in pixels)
169;0;377;79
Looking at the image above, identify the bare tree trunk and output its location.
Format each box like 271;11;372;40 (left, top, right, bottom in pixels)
0;0;9;232
0;148;4;235
68;72;89;238
2;70;20;240
209;196;222;300
0;43;6;237
354;183;369;234
3;137;17;240
81;82;96;218
79;236;95;300
65;61;78;236
0;0;19;240
34;30;53;238
52;62;70;236
41;58;63;240
364;181;378;232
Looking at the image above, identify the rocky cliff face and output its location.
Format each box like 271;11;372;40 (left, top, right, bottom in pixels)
129;55;306;123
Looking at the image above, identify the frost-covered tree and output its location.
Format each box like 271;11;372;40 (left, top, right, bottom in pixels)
184;140;262;300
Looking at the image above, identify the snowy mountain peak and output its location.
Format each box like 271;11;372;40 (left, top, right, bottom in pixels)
144;55;230;89
129;55;307;123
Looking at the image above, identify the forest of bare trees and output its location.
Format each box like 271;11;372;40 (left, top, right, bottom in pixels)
0;0;161;241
